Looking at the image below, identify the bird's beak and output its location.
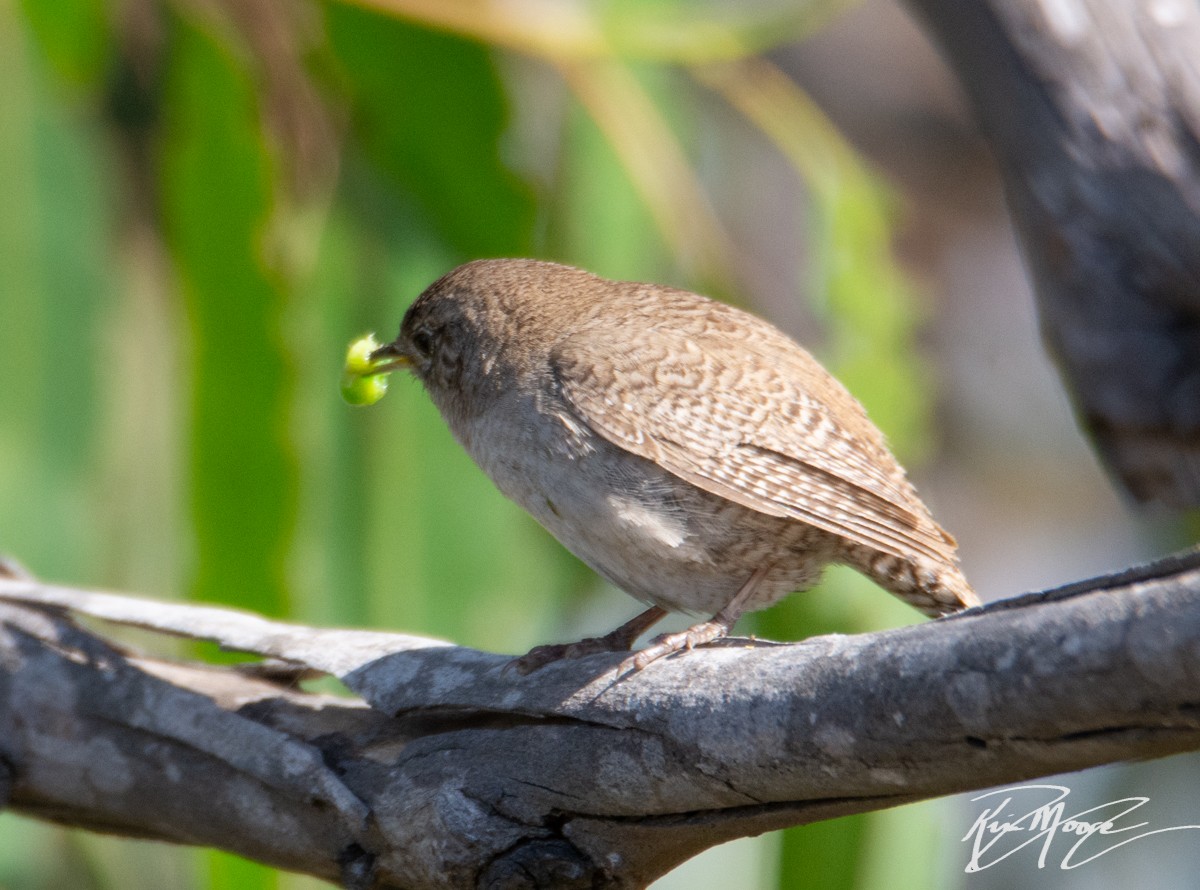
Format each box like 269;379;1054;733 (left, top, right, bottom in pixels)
369;341;414;373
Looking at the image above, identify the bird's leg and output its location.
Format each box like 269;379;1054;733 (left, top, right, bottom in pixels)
512;605;669;674
623;566;771;673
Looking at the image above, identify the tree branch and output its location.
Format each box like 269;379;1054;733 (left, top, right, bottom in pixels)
2;550;1200;888
903;0;1200;506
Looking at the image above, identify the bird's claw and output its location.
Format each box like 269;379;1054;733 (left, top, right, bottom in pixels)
617;620;729;674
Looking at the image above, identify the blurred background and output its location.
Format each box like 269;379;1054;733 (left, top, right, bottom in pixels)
1;0;1196;887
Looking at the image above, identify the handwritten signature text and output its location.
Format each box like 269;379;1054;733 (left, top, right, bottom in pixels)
962;783;1200;872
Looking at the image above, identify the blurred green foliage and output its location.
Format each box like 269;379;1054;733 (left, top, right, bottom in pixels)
0;0;951;887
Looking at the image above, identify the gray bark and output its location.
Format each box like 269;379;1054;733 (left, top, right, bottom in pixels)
903;0;1200;507
2;550;1200;888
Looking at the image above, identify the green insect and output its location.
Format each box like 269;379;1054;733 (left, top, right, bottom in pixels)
340;333;395;406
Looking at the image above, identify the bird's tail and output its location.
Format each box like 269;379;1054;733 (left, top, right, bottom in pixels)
843;546;980;618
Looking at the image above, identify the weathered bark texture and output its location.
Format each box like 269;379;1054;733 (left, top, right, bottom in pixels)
905;0;1200;506
2;550;1200;888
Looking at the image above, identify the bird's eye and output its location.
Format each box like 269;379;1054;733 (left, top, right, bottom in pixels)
410;328;435;356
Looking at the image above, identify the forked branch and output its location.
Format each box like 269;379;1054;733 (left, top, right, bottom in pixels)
1;550;1199;888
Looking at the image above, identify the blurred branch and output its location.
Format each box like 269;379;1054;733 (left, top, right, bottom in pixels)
4;551;1200;888
904;0;1200;507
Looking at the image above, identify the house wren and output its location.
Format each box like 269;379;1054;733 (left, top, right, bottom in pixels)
365;259;978;671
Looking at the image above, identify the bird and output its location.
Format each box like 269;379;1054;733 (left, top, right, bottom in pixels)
365;258;979;671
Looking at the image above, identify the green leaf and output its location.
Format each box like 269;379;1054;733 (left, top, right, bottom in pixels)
159;12;296;619
776;815;868;890
323;0;854;63
817;172;931;462
547;92;668;280
17;0;111;87
594;0;849;61
0;8;110;581
326;5;536;258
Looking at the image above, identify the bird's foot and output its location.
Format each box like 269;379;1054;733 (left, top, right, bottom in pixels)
510;605;669;674
619;619;730;673
511;635;625;674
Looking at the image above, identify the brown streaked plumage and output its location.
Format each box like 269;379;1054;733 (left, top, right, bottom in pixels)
374;258;978;671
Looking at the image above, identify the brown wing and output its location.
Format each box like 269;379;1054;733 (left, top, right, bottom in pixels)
551;301;958;565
